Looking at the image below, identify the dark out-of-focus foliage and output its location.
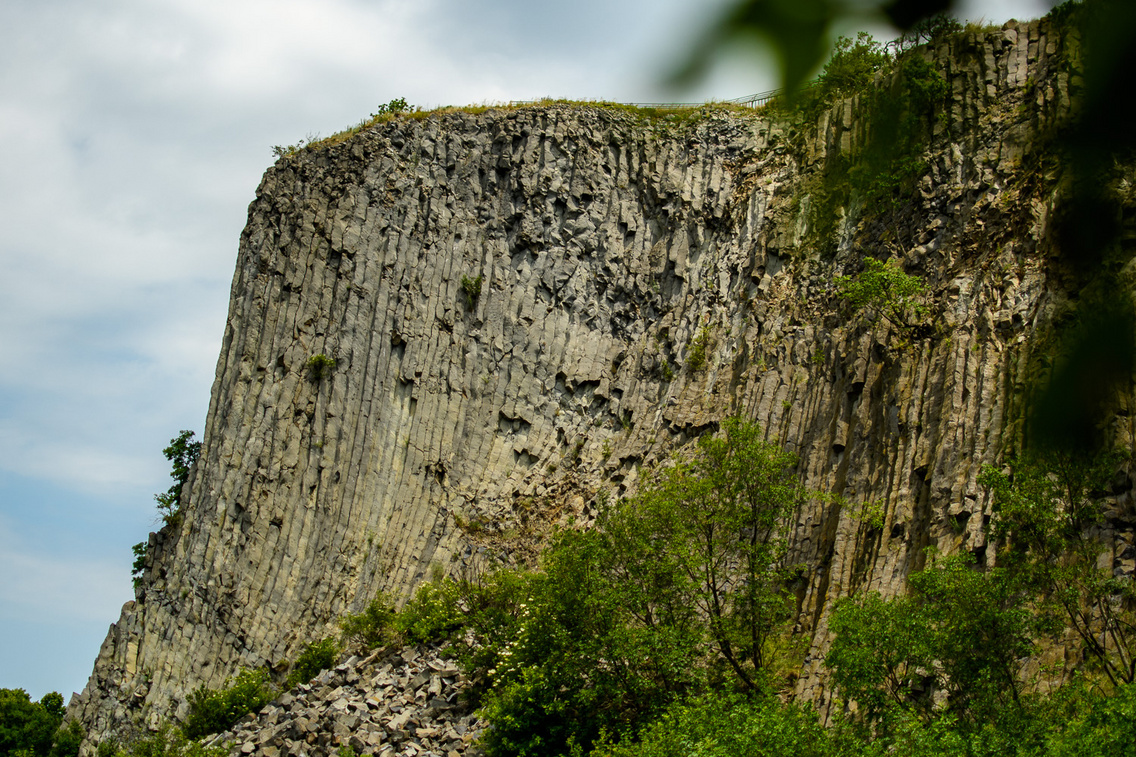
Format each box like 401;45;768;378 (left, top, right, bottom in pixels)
1031;0;1136;454
680;0;1134;458
674;0;955;97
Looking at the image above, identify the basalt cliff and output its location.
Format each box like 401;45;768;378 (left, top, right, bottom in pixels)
71;14;1136;745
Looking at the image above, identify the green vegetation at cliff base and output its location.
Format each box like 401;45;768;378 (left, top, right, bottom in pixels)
334;420;1134;757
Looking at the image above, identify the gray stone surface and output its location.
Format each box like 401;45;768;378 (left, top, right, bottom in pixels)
69;13;1133;744
200;645;483;757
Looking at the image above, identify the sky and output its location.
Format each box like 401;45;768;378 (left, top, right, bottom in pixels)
0;0;1056;702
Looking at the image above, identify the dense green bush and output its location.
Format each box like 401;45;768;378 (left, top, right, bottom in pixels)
684;327;712;372
181;669;275;740
339;593;399;650
285;637;339;688
370;98;413;120
595;693;831;757
477;528;701;757
815;32;890;101
1044;680;1136;756
49;721;83;757
395;579;466;644
828;552;1039;732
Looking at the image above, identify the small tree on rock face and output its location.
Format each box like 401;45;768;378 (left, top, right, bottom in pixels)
890;13;964;54
460;275;483;311
133;430;202;587
980;452;1136;686
154;430;202;525
306;354;336;381
817;32;891;100
370;98;413;120
836;257;930;338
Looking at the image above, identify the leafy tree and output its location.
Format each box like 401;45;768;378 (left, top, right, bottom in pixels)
616;417;803;691
153;431;201;526
0;689;71;757
909;553;1037;719
836;257;929;337
827;592;936;723
475;418;804;757
828;552;1038;731
133;430;202;587
891;13;964;53
980;452;1135;686
816;32;891;100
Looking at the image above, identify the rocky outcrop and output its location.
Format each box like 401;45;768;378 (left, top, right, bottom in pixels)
205;646;483;757
70;13;1133;744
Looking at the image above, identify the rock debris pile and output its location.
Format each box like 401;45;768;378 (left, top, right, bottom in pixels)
205;647;484;757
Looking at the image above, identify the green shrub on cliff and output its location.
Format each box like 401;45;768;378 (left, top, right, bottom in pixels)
153;430;202;526
828;552;1040;734
460;275;483;311
305;354;336;381
836;258;930;338
181;669;275;740
396;579;466;644
133;431;202;588
285;637;339;688
593;693;830;757
339;593;398;650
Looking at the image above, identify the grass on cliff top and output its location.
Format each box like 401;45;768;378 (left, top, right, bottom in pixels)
279;98;764;158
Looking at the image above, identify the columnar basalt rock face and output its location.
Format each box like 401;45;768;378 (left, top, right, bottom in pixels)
71;15;1132;741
